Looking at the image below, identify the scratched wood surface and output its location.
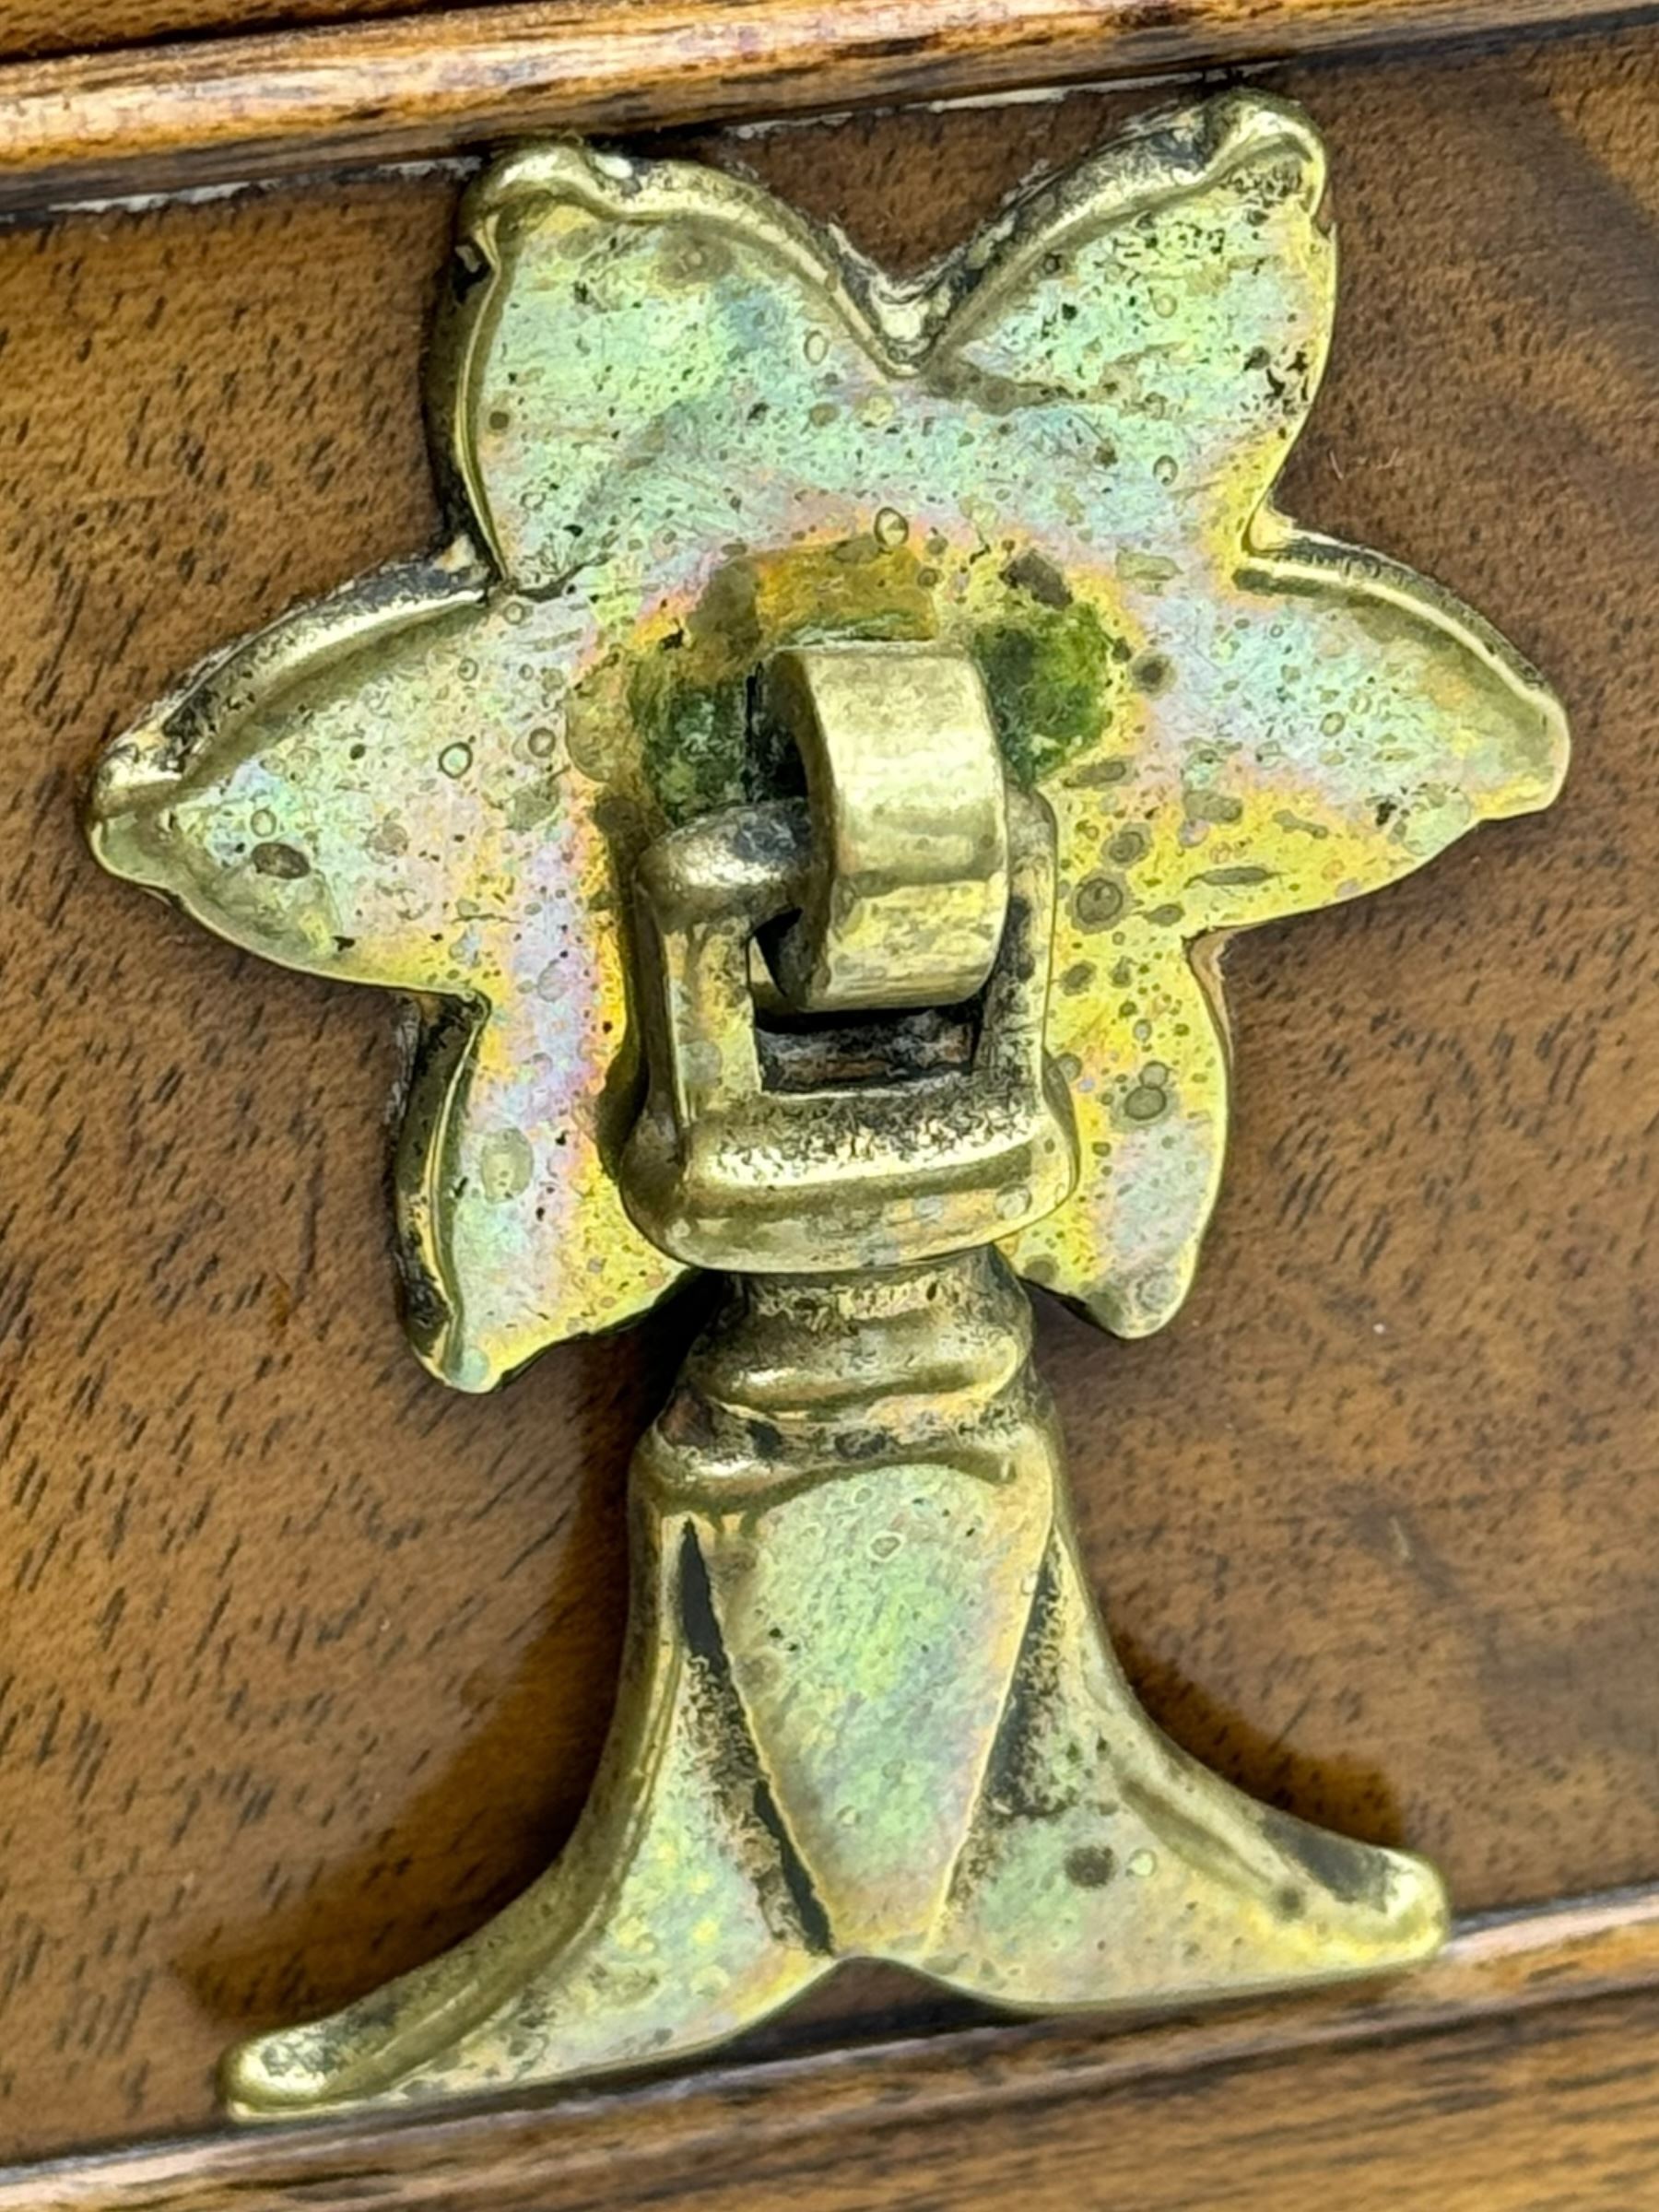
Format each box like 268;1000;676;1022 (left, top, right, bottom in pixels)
0;0;1647;211
0;0;1637;88
0;16;1655;2171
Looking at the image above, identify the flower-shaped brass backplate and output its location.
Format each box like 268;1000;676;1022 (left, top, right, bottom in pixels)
92;93;1565;1389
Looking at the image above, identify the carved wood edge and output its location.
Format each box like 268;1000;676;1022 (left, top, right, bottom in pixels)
0;0;1650;212
5;1886;1659;2209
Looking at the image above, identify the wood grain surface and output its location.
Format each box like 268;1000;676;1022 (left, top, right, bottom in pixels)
0;12;1655;2175
0;0;418;66
0;0;1651;211
0;0;1630;73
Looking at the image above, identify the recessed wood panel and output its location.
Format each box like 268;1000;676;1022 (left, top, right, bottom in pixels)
0;21;1654;2163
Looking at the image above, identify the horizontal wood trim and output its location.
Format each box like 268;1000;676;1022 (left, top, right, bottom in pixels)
0;0;1648;211
9;1888;1659;2209
0;0;1626;73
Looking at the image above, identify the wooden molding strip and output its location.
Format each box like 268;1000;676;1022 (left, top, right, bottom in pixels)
0;0;1648;211
8;1886;1659;2209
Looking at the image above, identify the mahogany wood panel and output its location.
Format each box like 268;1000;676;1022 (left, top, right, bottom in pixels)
0;13;1654;2172
0;0;1651;211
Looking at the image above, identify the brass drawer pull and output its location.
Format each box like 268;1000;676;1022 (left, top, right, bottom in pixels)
87;90;1566;2120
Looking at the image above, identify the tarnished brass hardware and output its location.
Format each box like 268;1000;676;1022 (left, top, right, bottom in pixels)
624;775;1075;1275
218;1246;1448;2120
85;90;1568;2120
760;644;1010;1014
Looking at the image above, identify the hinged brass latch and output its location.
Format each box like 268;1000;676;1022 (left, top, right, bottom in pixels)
627;646;1073;1273
87;91;1567;2118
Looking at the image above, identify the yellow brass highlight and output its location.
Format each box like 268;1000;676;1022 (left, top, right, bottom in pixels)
80;90;1569;2121
763;644;1010;1013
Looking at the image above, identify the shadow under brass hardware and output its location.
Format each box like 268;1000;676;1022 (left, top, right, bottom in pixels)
85;91;1567;2119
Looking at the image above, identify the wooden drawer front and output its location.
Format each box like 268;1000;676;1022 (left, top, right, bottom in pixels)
0;13;1654;2198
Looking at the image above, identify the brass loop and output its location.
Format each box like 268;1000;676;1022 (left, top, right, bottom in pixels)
622;787;1077;1274
760;643;1009;1014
